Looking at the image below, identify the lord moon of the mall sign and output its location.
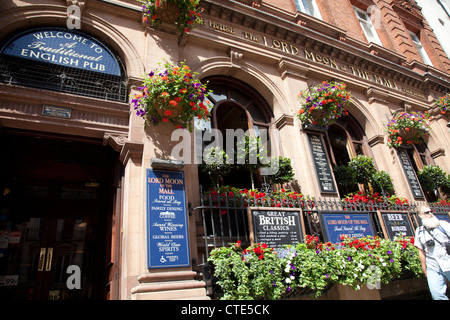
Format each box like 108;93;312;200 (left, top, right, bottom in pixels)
146;169;190;269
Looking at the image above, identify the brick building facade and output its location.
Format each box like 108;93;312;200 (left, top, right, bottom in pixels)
0;0;449;300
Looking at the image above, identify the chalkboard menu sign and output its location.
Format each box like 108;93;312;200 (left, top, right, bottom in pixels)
247;208;304;248
397;149;424;199
320;213;375;243
307;134;337;194
146;169;190;269
377;210;415;239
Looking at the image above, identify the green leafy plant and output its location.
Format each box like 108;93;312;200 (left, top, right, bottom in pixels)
297;81;350;127
141;0;204;34
199;146;231;189
348;155;377;187
334;165;358;195
370;170;395;195
417;165;450;198
235;136;270;189
265;156;295;186
385;111;431;148
131;60;211;131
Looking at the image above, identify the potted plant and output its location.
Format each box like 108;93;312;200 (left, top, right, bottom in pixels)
131;60;211;131
141;0;204;34
435;93;450;116
385;111;431;148
297;81;351;128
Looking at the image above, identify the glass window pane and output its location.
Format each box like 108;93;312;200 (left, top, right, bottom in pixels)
208;84;227;102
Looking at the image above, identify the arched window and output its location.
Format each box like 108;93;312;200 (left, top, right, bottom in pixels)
325;114;368;167
197;76;274;189
324;113;372;195
0;27;127;102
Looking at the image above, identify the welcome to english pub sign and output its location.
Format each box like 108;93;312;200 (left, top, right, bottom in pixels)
1;27;121;76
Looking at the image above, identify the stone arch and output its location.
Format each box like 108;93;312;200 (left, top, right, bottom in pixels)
191;56;292;121
345;97;381;141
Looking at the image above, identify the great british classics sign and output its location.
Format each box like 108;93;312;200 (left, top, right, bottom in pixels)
1;28;121;76
146;169;190;269
247;208;304;248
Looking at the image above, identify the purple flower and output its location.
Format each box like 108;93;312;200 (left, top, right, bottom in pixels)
347;257;352;261
387;250;392;255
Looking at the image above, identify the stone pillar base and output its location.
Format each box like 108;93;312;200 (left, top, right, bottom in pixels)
130;270;210;300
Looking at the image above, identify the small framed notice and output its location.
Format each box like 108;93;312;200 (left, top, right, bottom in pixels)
42;105;72;119
319;212;376;243
376;210;415;240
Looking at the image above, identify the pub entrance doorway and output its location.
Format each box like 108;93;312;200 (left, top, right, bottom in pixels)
0;130;118;300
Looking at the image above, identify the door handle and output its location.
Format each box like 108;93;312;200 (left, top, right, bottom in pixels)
38;248;47;271
45;247;53;271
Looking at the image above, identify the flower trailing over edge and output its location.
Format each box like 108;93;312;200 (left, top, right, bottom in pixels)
435;93;450;116
385;111;431;148
131;60;211;131
141;0;204;34
297;81;350;127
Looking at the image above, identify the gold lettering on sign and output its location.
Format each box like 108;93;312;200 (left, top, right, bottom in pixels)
209;21;235;34
244;32;260;43
373;74;398;90
349;66;371;80
205;20;425;99
304;50;339;70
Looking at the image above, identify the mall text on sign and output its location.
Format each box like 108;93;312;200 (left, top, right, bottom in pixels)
146;169;190;268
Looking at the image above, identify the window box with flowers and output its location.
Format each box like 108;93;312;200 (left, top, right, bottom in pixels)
435;93;450;117
131;60;211;131
208;235;422;300
202;186;315;211
297;81;351;128
385;111;431;148
140;0;204;34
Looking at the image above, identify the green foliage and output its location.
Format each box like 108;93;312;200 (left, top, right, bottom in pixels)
208;236;422;300
417;165;450;197
370;170;395;195
199;146;230;189
333;165;357;195
348;155;377;186
265;156;295;185
339;155;395;196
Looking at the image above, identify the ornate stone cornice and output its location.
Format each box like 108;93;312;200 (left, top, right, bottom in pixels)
199;0;450;95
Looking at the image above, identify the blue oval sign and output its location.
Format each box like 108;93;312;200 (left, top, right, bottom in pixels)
1;28;121;76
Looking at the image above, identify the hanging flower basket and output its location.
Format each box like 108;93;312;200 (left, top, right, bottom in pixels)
297;81;351;128
435;93;450;117
155;0;180;23
385;111;431;148
141;0;204;34
131;60;211;131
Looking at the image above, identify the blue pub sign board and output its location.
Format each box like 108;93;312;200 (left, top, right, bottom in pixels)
1;27;121;76
320;213;376;243
146;169;190;269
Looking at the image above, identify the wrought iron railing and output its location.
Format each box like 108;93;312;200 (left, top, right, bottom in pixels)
193;186;438;257
0;54;128;102
194;186;450;297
